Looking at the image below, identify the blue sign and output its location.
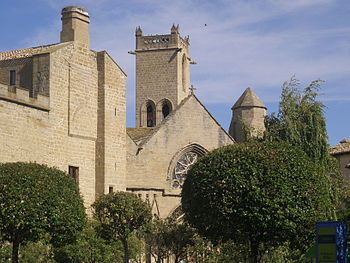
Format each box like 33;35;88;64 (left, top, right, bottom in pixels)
316;221;348;263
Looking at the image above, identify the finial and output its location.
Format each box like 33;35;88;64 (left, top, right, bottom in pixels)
135;26;143;37
171;24;179;34
189;85;196;95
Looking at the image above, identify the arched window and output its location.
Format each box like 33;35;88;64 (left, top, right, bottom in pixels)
147;103;155;127
162;101;171;120
168;144;207;189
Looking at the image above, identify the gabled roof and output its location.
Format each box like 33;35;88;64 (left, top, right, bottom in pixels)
330;139;350;155
126;94;234;146
126;127;155;145
0;42;71;61
232;87;266;109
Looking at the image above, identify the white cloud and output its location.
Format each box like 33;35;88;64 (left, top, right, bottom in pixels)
20;0;350;106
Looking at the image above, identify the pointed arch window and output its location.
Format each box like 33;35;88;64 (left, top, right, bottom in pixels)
161;100;172;120
146;102;156;127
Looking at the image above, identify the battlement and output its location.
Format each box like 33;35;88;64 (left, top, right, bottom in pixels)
0;82;50;111
136;26;189;51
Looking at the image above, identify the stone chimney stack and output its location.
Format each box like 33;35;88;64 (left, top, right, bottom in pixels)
60;6;90;48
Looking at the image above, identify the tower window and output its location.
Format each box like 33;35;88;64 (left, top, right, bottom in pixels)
182;54;187;91
68;166;79;184
162;103;170;119
9;70;16;86
147;104;155;127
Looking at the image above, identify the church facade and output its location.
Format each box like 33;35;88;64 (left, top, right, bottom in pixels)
0;6;266;217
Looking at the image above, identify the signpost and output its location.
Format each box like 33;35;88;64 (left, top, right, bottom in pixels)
316;221;348;263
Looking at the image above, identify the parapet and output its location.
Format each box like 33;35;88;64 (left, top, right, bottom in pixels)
135;25;190;51
0;83;49;111
61;6;89;18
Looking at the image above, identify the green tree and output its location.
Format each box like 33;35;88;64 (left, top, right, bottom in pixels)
92;191;152;263
0;162;86;263
54;221;116;263
264;77;344;220
163;220;195;263
181;142;334;263
264;77;328;162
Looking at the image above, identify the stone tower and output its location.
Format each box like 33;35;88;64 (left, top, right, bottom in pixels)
229;88;266;142
134;25;191;127
60;6;90;48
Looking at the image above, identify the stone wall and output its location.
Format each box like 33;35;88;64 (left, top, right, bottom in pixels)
127;95;233;218
0;42;126;209
96;51;126;199
135;30;190;127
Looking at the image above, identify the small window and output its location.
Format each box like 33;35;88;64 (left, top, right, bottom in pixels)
147;105;155;127
68;166;79;184
9;70;16;86
108;186;114;193
162;103;170;120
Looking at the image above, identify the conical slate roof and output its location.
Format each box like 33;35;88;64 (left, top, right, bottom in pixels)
232;88;266;109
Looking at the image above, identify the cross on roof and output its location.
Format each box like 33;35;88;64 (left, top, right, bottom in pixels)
189;85;196;95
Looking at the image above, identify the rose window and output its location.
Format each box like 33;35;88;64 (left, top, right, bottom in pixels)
171;151;198;189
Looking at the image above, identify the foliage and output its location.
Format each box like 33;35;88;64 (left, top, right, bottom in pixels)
144;219;170;262
182;142;335;263
264;77;346;221
54;221;116;263
264;77;328;163
92;191;152;263
0;162;86;263
0;235;55;263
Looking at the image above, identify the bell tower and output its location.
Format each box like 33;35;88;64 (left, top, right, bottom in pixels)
134;25;191;127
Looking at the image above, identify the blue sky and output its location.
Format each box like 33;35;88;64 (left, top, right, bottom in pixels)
0;0;349;146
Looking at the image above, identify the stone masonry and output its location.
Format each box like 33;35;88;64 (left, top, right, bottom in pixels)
0;6;126;209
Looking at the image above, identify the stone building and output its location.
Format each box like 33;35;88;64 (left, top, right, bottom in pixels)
331;139;350;182
0;6;266;217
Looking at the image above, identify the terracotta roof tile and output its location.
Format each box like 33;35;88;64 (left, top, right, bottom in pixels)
330;139;350;155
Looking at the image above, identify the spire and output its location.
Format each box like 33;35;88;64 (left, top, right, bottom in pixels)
135;26;143;37
232;87;266;110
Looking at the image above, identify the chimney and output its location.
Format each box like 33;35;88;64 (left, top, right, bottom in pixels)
60;6;90;48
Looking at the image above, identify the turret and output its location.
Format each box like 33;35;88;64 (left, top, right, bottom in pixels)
60;6;90;48
229;88;266;142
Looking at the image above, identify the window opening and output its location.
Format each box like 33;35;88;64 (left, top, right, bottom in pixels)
162;103;170;119
68;166;79;184
147;104;155;127
182;54;187;91
172;151;198;189
9;70;16;86
108;186;113;193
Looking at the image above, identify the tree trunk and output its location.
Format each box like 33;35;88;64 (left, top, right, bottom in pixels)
11;236;20;263
122;238;129;263
249;239;260;263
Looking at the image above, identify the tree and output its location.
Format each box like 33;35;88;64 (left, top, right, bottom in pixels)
92;191;152;263
54;221;116;263
0;162;86;263
181;142;335;263
264;77;328;163
264;77;344;219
